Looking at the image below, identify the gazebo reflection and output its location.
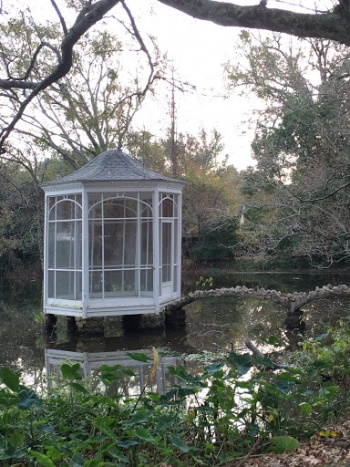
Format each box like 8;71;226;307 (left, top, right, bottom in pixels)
45;347;183;397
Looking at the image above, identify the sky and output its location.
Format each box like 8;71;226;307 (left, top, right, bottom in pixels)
124;0;332;170
127;0;259;170
25;0;333;171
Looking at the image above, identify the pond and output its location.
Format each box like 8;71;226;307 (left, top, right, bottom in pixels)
2;270;350;393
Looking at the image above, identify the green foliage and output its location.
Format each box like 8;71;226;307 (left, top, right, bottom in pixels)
195;276;214;289
270;435;300;453
229;33;350;266
189;216;239;261
0;160;43;280
2;326;350;465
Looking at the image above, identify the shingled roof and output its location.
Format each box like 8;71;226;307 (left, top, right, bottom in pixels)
42;149;181;187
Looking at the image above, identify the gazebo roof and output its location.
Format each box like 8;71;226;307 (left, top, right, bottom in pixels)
42;149;182;187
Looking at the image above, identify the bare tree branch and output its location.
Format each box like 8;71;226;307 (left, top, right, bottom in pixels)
49;0;68;35
0;0;121;152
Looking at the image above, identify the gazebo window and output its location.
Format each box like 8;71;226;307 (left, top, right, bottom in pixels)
47;194;82;300
41;149;184;318
159;193;179;296
88;193;153;298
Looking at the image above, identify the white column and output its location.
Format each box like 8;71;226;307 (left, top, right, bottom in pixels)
43;193;49;313
82;189;89;318
153;189;160;312
177;191;183;298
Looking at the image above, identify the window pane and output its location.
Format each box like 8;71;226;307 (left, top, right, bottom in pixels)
161;197;173;217
104;221;124;267
89;200;102;219
124;221;137;266
173;194;178;217
76;221;82;269
74;272;82;300
140;196;153;218
104;199;125;218
174;265;178;293
48;223;56;268
125;199;138;217
124;270;136;292
89;271;103;297
105;270;123;293
141;220;153;266
48;270;55;298
89;221;103;268
56;271;74;299
141;268;153;291
56;200;74;220
56;221;75;269
162;222;172;282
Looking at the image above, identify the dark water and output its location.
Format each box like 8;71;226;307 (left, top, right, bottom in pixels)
2;271;350;392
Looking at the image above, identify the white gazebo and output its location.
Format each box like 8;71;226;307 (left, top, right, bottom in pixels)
41;149;184;319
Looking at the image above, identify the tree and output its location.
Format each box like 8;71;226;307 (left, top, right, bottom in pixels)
173;129;243;237
0;3;164;168
158;1;350;45
228;32;350;266
0;1;349;152
0;156;43;280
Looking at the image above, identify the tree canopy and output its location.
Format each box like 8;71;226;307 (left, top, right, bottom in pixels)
0;0;349;152
226;30;350;266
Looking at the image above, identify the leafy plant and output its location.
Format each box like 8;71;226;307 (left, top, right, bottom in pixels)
270;435;300;453
1;326;350;465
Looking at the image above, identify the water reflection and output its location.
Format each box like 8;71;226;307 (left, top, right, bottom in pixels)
184;298;288;352
45;347;183;397
2;275;350;393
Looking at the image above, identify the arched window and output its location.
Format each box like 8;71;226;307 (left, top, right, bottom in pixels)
88;193;153;298
159;193;180;297
47;195;82;300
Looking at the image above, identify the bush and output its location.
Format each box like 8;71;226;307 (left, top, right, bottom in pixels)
188;216;239;261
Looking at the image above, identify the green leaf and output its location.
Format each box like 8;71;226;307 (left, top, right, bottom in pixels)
134;426;156;443
99;365;121;386
6;430;24;448
17;388;42;410
93;417;117;439
270;436;300;453
106;448;129;462
204;362;224;375
168;365;199;383
168;434;192;453
274;380;295;394
264;336;284;347
31;451;56;467
313;333;329;342
125;409;153;426
84;458;104;467
0;368;20;392
121;369;136;377
69;382;89;394
37;423;55;434
126;352;151;362
228;352;253;375
299;402;312;415
61;363;82;380
255;355;276;368
0;389;18;407
116;439;139;448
